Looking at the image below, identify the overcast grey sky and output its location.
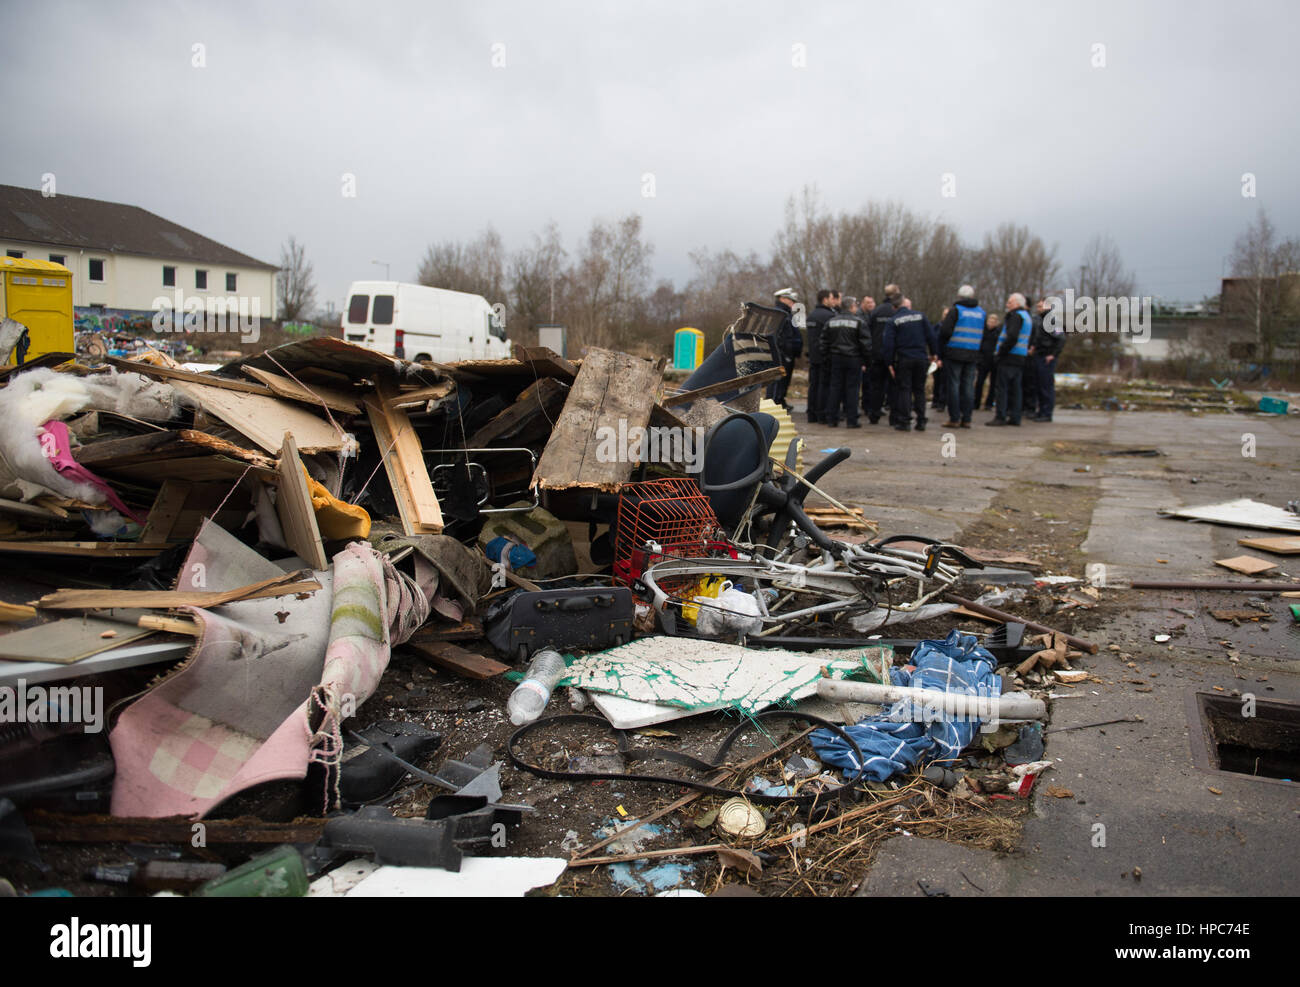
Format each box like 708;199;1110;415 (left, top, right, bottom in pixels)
2;0;1297;311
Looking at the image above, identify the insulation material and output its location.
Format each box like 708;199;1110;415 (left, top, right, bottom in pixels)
1158;498;1300;533
560;636;889;715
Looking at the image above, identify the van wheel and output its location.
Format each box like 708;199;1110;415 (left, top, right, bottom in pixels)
414;352;432;363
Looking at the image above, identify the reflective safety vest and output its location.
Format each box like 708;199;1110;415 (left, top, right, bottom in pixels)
998;309;1031;358
948;304;986;353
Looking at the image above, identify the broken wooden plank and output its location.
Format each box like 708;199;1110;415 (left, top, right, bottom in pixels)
408;618;484;643
275;433;328;570
467;376;568;448
365;379;444;535
388;380;457;411
0;497;65;522
33;570;321;611
407;640;509;680
137;614;201;635
0;601;37;623
241;365;362;414
26;812;326;845
532;348;666;491
171;382;347;454
73;429;275;472
106;356;275;394
512;344;578;380
1214;555;1278;575
0;540;168;557
661;366;784;407
1236;535;1300;555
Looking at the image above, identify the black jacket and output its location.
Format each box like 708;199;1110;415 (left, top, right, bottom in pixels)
776;306;803;359
804;304;836;364
1030;311;1066;359
881;306;935;364
819;312;871;362
866;300;896;363
979;321;1000;368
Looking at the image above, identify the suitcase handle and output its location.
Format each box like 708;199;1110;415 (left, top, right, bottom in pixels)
534;594;614;612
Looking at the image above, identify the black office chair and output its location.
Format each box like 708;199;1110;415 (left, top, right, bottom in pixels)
698;411;850;554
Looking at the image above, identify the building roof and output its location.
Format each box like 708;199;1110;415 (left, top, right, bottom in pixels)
0;184;277;270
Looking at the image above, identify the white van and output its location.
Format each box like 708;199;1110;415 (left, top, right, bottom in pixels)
342;281;508;362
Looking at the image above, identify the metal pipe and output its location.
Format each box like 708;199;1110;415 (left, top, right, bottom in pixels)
1129;580;1300;592
816;678;1047;720
943;592;1098;654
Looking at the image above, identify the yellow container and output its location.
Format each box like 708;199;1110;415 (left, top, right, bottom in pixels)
1;257;75;365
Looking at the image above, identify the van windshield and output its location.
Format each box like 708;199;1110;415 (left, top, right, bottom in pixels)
373;295;394;324
347;294;369;323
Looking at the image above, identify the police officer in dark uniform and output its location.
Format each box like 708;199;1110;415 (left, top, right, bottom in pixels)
1029;296;1066;421
862;284;899;424
768;287;802;408
819;295;870;427
804;289;838;423
882;296;936;431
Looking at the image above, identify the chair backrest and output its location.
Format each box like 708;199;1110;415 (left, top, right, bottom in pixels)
699;412;779;531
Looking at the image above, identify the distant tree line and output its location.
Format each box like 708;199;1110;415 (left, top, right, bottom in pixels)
277;193;1297;362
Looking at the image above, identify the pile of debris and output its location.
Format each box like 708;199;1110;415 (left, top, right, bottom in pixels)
0;312;1103;897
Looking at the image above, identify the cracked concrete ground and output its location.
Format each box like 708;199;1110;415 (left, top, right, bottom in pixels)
796;402;1300;896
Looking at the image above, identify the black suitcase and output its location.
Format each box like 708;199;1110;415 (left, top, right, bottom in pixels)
485;586;634;661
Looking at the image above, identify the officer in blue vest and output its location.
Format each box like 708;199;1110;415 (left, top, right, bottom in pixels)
935;285;986;428
986;293;1033;426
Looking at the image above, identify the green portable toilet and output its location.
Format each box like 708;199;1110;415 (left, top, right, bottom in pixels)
673;327;704;371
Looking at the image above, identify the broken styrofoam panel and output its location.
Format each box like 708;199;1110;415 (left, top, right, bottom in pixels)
344;857;568;897
562;636;889;715
589;692;700;730
1158;498;1300;533
308;859;381;897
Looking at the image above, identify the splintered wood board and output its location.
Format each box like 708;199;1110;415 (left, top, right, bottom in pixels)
1214;555;1278;575
276;434;328;570
172;381;346;454
406;641;509;680
1237;536;1300;555
365;380;443;535
532;348;666;491
241;366;363;415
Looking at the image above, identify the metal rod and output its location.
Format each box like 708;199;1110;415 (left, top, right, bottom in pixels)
1129;580;1300;592
943;592;1098;654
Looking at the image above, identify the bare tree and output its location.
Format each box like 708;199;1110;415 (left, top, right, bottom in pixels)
1225;208;1300;360
509;221;568;336
416;226;507;302
569;214;653;348
971;223;1060;308
680;247;778;344
1076;234;1136;300
277;236;317;322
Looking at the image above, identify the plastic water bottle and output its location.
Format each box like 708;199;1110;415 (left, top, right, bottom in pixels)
508;649;567;726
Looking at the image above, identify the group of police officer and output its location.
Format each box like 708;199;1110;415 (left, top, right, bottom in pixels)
768;284;1066;431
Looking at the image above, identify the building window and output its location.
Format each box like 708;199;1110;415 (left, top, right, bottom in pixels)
6;249;24;258
226;272;237;292
89;258;105;282
195;269;208;290
163;266;176;287
49;254;66;266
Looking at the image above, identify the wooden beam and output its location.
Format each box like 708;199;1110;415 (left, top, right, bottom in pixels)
467;376;568;447
365;379;444;535
26;812;326;845
661;366;784;407
406;640;509;679
106;357;275;395
33;570;321;611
